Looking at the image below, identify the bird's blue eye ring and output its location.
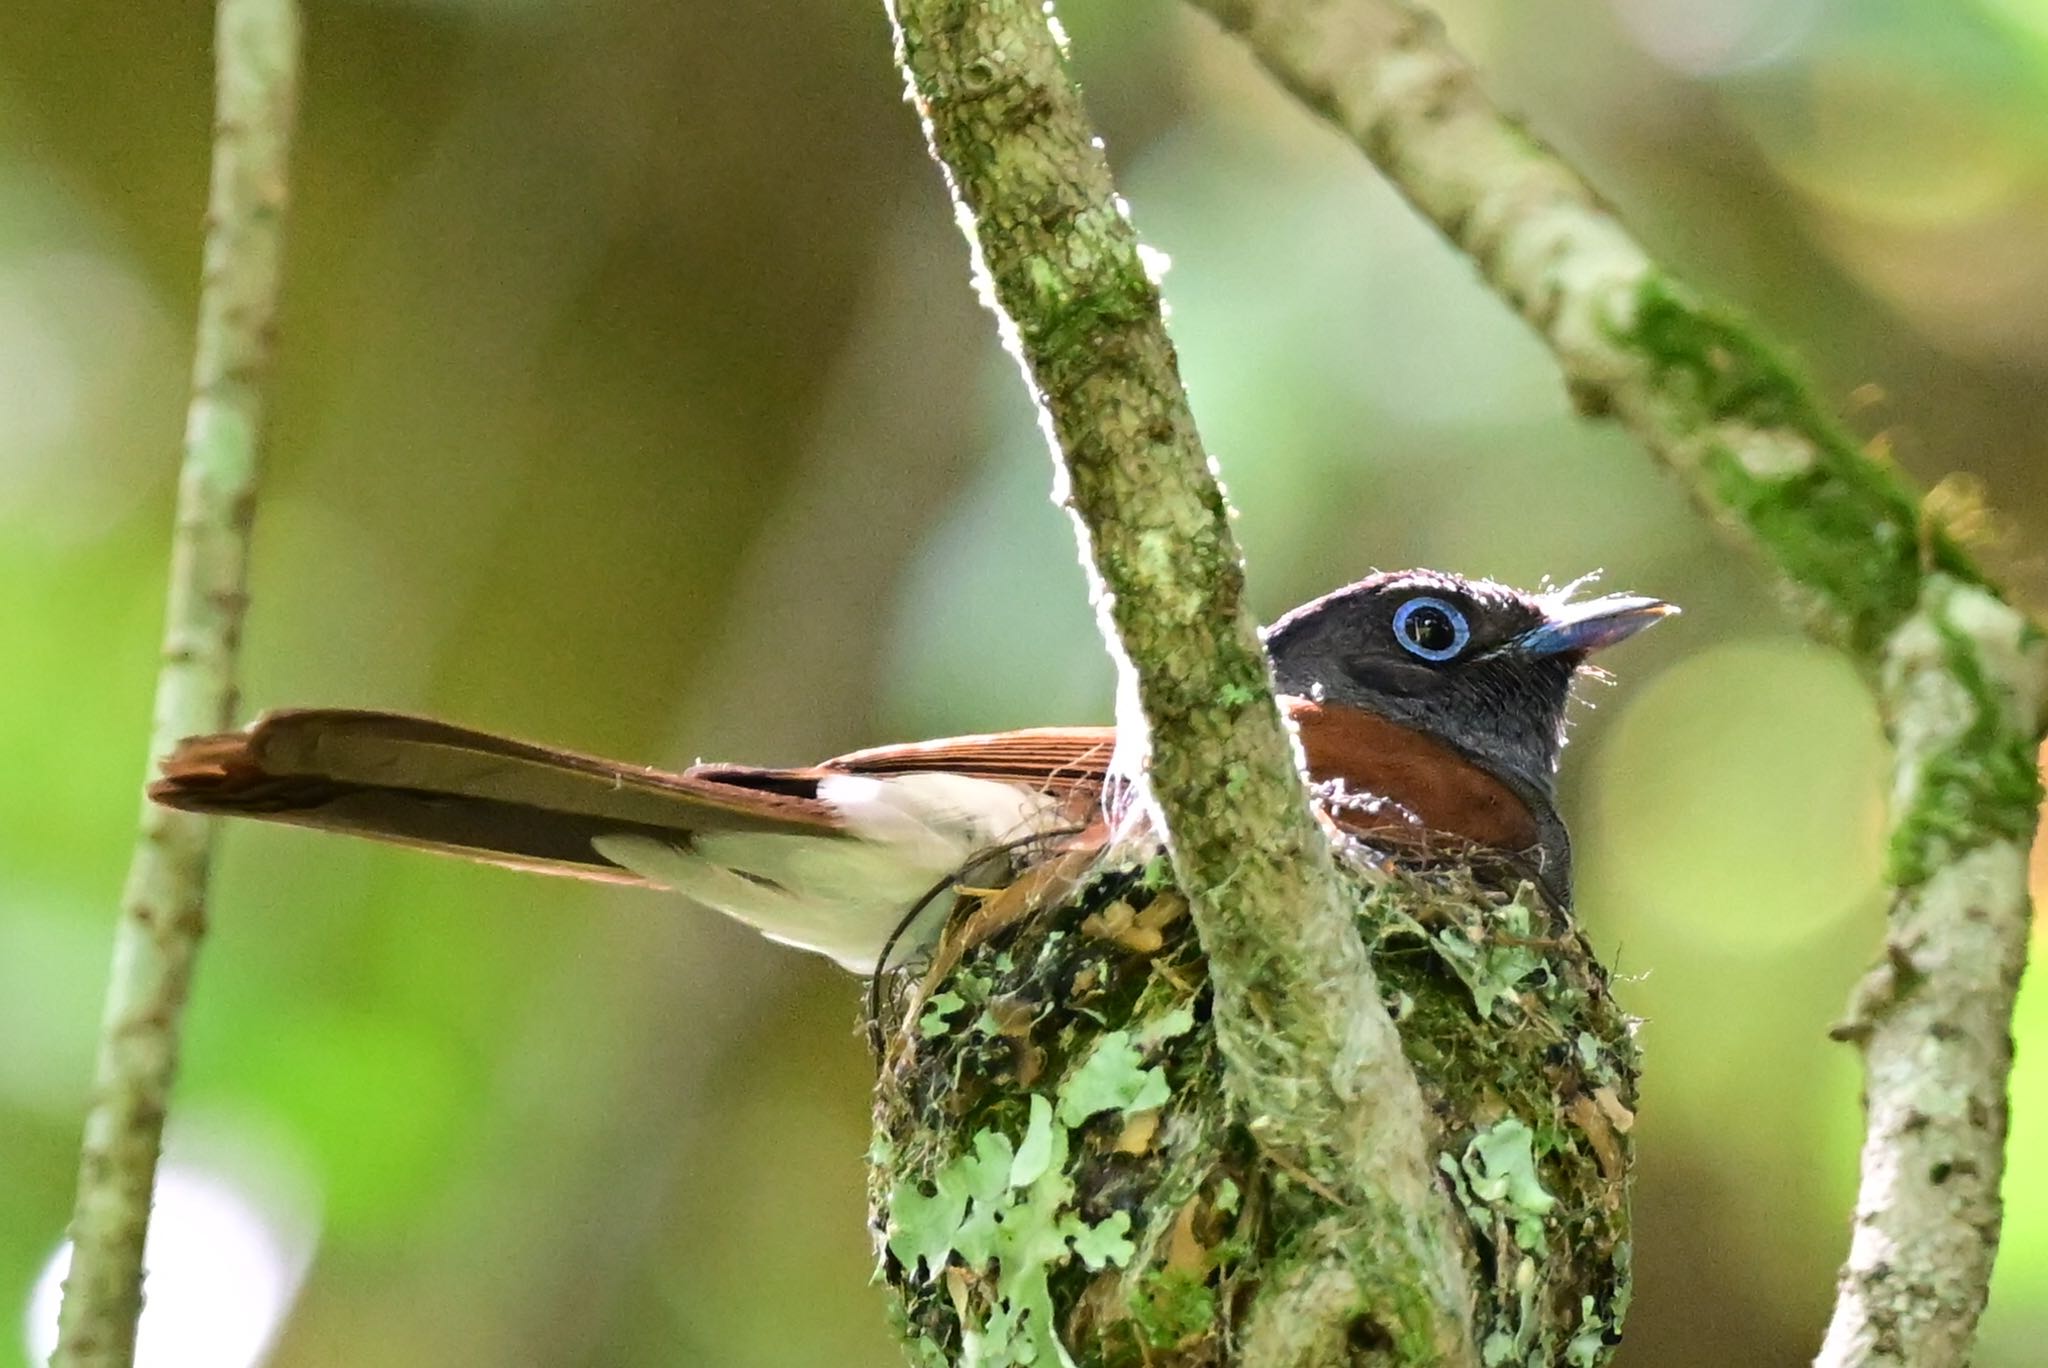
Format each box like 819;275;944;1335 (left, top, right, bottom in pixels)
1392;596;1471;662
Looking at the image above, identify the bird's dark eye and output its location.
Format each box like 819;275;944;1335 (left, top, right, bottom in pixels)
1391;596;1470;662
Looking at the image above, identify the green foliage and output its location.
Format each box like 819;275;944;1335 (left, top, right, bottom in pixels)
887;1128;1011;1279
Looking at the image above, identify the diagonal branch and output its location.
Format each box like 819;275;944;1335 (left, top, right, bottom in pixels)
52;2;302;1364
1185;1;2048;1363
885;0;1477;1359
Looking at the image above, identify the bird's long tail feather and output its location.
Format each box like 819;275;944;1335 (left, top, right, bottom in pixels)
149;709;848;884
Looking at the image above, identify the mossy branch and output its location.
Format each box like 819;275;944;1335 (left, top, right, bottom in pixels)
1185;0;2048;1362
884;0;1481;1360
52;2;301;1363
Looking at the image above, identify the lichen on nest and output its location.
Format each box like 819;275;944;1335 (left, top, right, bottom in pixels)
867;843;1640;1367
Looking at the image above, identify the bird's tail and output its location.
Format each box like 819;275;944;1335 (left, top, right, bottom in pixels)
149;709;849;885
151;709;1097;971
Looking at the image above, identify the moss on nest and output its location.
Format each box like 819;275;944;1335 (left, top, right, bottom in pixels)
868;847;1638;1366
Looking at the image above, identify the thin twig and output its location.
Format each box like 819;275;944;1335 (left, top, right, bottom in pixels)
52;2;302;1363
884;1;1478;1360
1185;1;2047;1362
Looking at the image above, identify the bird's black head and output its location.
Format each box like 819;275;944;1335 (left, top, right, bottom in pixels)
1263;569;1675;811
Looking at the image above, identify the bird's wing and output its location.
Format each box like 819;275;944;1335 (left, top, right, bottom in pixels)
601;729;1114;970
685;725;1116;797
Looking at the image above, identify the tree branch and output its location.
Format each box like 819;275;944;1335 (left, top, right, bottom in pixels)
52;2;301;1363
885;0;1477;1360
1184;1;2048;1362
1824;578;2043;1367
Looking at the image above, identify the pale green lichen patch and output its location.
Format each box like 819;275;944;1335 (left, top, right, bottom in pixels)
1058;1033;1171;1126
921;990;971;1038
1565;1295;1621;1368
884;1093;1138;1367
1430;894;1547;1019
1449;1118;1557;1252
870;847;1638;1365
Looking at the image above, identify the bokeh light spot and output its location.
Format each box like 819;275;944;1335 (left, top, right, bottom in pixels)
1735;55;2026;229
0;889;122;1113
1976;0;2048;44
24;1137;320;1368
0;167;178;541
1587;637;1885;952
1608;0;1824;76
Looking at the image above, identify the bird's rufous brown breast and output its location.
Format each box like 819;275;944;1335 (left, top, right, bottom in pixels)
1282;696;1541;854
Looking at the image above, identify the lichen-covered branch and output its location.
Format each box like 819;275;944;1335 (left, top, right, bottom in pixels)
1184;1;2048;1362
52;2;301;1363
884;0;1478;1360
1823;579;2043;1367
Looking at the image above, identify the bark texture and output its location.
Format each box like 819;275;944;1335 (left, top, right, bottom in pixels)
53;2;302;1363
882;0;1629;1361
1824;578;2044;1367
1183;2;2048;1363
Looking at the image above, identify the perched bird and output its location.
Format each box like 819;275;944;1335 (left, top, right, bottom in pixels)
150;569;1672;970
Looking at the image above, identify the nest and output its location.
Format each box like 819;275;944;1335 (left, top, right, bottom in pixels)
867;844;1638;1367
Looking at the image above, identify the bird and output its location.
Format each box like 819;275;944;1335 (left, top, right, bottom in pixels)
149;569;1673;972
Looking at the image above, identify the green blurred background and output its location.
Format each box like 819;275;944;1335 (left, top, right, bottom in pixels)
5;0;2047;1363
